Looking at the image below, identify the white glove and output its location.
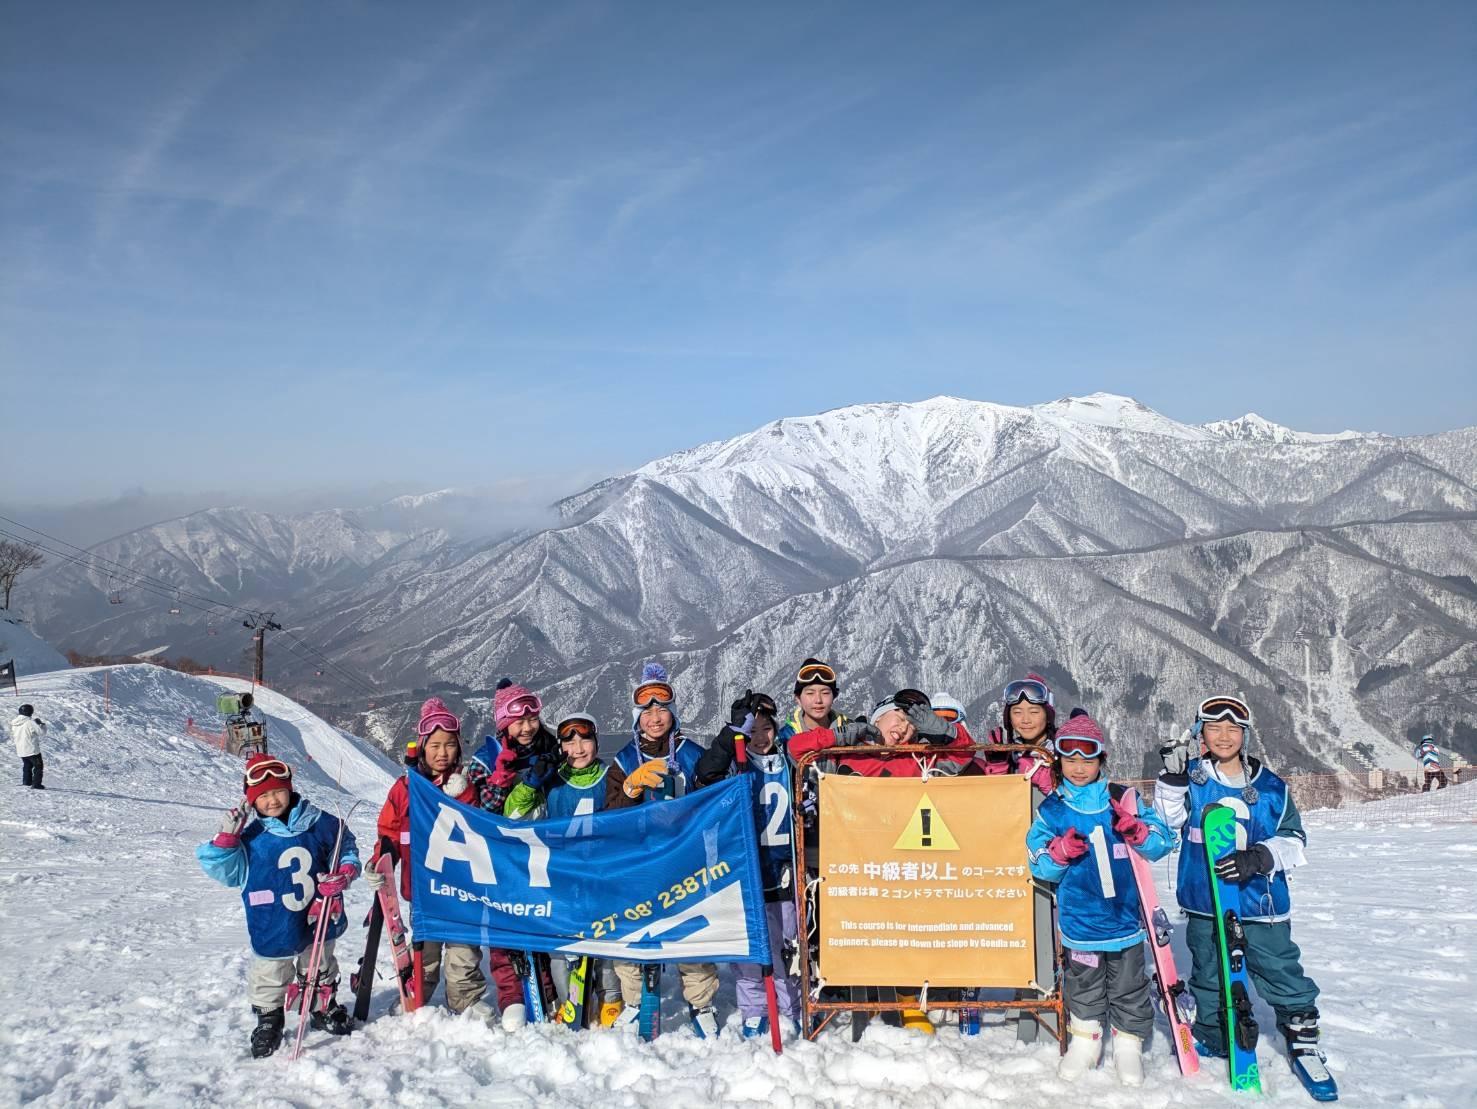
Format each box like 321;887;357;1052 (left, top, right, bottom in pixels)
1160;729;1194;776
364;863;386;890
220;807;246;836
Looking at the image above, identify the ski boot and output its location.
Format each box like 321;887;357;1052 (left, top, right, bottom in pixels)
599;1000;624;1028
689;1004;720;1039
1057;1017;1103;1081
897;994;935;1036
1279;1012;1338;1102
501;1001;527;1031
250;1006;285;1058
1112;1030;1145;1087
307;981;354;1036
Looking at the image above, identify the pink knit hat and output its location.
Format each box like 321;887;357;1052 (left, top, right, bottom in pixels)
417;696;460;737
1055;710;1105;757
493;681;542;733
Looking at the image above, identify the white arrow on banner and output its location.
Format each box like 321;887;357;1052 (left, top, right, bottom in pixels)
556;880;752;961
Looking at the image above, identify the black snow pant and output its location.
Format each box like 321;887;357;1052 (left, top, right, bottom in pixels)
1422;769;1448;792
21;754;43;788
1063;944;1155;1038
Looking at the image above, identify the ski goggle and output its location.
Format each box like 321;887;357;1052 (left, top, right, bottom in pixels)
502;695;541;721
633;682;675;709
1004;679;1053;708
748;693;778;717
557;716;598;741
933;706;962;723
1055;735;1104;760
243;758;291;786
796;662;836;686
1197;695;1250;728
892;688;931;708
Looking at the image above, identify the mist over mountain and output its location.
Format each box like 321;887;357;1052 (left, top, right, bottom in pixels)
19;393;1477;772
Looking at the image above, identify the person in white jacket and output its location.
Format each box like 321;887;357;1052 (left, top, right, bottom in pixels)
11;703;46;789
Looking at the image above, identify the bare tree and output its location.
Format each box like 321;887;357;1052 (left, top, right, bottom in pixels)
0;539;44;610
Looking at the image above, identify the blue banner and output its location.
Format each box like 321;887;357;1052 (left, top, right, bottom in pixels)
407;772;771;963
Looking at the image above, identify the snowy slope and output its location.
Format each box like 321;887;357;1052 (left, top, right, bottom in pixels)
0;615;68;674
1;667;1472;1108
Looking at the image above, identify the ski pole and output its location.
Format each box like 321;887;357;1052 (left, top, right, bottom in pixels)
734;724;784;1056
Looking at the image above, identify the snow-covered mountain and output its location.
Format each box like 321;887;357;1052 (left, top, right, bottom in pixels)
22;393;1477;770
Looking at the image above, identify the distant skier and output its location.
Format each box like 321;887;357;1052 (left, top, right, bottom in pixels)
606;662;719;1037
1155;695;1336;1097
10;703;46;789
196;754;360;1058
1025;712;1172;1086
694;691;803;1040
1416;736;1448;791
370;697;504;1025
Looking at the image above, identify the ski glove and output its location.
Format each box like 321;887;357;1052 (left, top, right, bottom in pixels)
315;863;357;899
833;721;880;746
622;758;670;798
1111;792;1151;847
1046;827;1089;866
490;745;520;788
1160;729;1194;776
904;702;956;742
521;752;561;792
212;807;246;848
1019;753;1055;794
1214;843;1274;884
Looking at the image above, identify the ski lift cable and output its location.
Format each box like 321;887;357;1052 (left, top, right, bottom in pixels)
0;513;262;620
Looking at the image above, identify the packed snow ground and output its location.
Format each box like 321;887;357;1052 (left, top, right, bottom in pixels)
1;664;1474;1107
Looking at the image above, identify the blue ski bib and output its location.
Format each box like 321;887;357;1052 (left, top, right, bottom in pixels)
1176;762;1293;923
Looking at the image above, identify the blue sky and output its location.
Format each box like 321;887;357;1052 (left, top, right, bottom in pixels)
3;1;1474;503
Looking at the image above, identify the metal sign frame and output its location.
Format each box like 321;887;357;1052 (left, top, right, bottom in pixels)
790;741;1065;1051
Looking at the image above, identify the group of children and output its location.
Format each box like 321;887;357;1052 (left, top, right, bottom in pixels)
198;658;1331;1093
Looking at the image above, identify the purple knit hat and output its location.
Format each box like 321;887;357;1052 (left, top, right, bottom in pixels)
417;696;460;737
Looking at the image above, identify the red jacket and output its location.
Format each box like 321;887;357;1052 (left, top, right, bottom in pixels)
375;768;478;900
787;722;976;778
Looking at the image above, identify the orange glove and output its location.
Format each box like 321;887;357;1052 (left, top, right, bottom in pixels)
622;758;670;798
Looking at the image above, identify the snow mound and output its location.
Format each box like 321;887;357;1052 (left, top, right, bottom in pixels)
0;615;68;674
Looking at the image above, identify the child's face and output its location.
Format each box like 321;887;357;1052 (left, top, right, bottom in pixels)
1009;701;1048;742
422;729;460;774
750;715;777;754
561;734;598;769
254;788;291;818
639;703;673;740
1202;720;1245;763
799;685;833;723
506;716;541;746
1059;755;1100;787
875;709;917;746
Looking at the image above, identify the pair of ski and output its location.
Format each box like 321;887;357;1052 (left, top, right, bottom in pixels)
350;853;418;1022
511;950;596;1029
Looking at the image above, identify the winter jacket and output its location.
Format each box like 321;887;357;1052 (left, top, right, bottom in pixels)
1417;741;1443;768
10;714;44;757
775;706;847;747
1026;778;1172;951
786;723;975;778
694;728;797;901
503;761;609;822
467;726;560;814
196;795;361;959
375;766;478;900
1155;756;1306;924
607;729;705;808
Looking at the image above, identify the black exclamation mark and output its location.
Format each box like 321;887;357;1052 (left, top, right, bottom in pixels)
921;808;932;848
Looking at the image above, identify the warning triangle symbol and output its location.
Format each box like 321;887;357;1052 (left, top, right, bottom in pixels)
893;793;960;851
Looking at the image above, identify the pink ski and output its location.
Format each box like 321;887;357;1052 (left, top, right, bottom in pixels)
1123;787;1200;1076
372;853;419;1012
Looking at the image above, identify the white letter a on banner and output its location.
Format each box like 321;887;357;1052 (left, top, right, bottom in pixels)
424;805;497;884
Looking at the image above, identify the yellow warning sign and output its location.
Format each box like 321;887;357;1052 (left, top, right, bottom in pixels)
892;792;959;851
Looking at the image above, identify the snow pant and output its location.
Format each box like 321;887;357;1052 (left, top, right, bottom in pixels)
21;754;43;788
419;941;486;1014
248;940;340;1011
613;960;720;1009
1186;914;1320;1047
485;948;525;1012
1062;944;1154;1039
1423;769;1448;791
736;900;800;1020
